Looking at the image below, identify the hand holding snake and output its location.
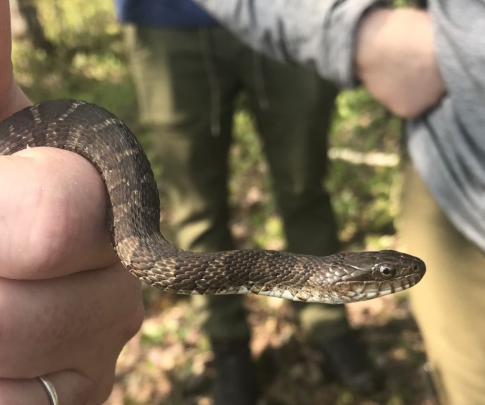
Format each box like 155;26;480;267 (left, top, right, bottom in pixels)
0;144;144;405
0;99;425;304
0;99;425;405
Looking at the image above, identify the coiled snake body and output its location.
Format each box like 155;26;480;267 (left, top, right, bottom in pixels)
0;100;426;304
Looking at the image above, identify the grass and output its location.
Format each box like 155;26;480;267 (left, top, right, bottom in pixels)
11;1;437;404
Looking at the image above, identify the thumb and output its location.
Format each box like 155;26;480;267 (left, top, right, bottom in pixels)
0;147;117;280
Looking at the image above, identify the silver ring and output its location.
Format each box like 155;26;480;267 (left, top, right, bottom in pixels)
38;376;60;405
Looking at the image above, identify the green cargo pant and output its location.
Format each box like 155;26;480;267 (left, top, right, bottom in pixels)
401;162;485;405
125;25;351;344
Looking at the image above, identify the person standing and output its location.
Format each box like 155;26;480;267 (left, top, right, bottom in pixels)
191;1;485;404
114;0;382;403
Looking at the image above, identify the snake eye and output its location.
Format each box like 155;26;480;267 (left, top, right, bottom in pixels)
379;266;396;279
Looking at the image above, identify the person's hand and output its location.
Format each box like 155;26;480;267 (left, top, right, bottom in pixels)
0;147;144;405
355;8;446;118
1;1;144;402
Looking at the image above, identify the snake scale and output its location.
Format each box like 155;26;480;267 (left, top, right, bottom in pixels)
0;100;426;304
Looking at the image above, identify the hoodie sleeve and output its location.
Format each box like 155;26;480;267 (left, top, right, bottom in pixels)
192;0;389;88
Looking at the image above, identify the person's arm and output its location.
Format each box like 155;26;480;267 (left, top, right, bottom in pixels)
0;2;144;404
355;8;445;118
194;0;384;87
193;0;445;118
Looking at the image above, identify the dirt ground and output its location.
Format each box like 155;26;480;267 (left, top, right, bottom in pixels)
106;291;439;405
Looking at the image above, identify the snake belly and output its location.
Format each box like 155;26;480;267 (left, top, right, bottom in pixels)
0;100;426;304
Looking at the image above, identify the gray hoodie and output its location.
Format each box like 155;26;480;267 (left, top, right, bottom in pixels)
194;0;485;253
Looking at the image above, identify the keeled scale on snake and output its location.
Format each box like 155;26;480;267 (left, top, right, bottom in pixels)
0;100;426;304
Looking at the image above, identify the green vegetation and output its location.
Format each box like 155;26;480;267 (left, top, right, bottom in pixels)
11;1;435;404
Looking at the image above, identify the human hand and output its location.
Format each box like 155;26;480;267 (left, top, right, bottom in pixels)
355;8;446;118
0;147;144;405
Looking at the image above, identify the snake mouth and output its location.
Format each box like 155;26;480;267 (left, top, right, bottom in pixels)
249;272;424;305
333;272;423;303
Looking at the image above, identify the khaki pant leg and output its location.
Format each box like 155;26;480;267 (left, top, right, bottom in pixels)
400;162;485;405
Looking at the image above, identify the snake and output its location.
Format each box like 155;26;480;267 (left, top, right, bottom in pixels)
0;99;426;304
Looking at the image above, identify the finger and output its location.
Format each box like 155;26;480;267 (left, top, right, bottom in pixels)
0;370;94;405
0;264;143;379
0;0;14;114
0;147;118;279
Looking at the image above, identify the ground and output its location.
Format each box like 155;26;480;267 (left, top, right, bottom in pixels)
106;291;438;405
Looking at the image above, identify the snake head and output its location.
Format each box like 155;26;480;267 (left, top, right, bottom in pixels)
309;250;426;304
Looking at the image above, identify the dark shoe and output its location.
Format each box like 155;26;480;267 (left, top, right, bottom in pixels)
211;338;259;405
319;331;384;394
